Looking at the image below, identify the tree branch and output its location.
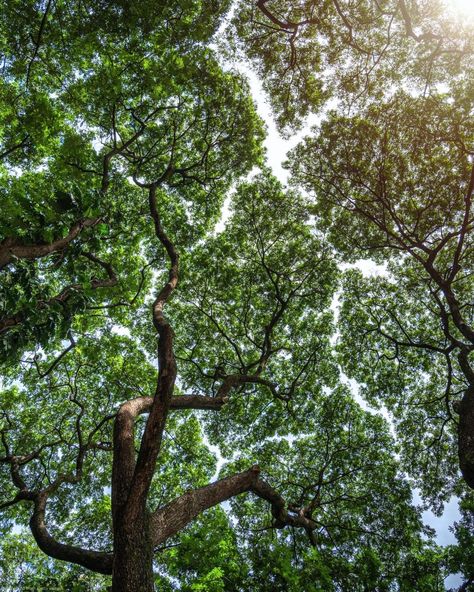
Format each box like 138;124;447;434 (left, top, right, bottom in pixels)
25;0;52;87
0;218;100;270
0;252;117;335
151;466;319;548
120;185;179;519
32;332;76;378
30;492;113;575
111;391;227;524
0;135;30;160
151;467;261;546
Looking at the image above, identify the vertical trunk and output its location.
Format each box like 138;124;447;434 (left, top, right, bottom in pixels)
458;385;474;489
110;185;178;591
111;400;157;592
112;510;154;592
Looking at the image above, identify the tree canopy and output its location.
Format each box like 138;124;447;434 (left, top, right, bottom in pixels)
1;1;474;591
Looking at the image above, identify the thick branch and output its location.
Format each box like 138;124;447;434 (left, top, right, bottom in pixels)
170;395;229;410
151;467;318;548
30;493;113;575
113;184;179;523
424;260;474;345
123;188;179;517
151;467;262;546
0;218;100;270
111;393;226;523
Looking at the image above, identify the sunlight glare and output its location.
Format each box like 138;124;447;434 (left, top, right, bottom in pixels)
446;0;474;19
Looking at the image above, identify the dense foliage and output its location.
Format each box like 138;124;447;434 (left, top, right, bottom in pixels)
1;0;474;590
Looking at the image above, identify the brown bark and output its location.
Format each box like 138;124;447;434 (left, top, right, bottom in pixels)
112;511;154;592
111;185;179;590
125;324;176;518
111;395;162;590
169;394;228;410
0;218;99;269
217;373;285;401
111;393;221;529
30;493;113;575
110;329;176;590
458;385;474;489
151;467;262;546
150;467;319;548
20;464;317;586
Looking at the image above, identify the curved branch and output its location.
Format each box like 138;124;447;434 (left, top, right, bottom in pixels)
151;467;261;546
121;185;179;516
217;373;288;401
251;477;317;532
30;493;113;575
111;392;227;522
25;0;52;87
1;432;113;573
148;185;179;330
0;218;100;270
151;466;318;548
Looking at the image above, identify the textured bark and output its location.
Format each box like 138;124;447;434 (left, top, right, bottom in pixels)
0;218;99;269
30;493;113;575
120;186;179;519
458;385;474;489
169;394;228;410
124;324;176;521
112;511;154;592
216;373;280;399
110;184;179;591
151;467;261;546
111;389;172;591
250;479;317;531
111;393;222;527
23;463;317;588
112;400;144;524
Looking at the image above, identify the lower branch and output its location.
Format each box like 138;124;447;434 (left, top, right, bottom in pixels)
0;218;99;269
151;467;262;546
30;492;113;575
458;384;474;489
151;467;317;548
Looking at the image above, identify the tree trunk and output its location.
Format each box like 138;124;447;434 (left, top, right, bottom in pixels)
458;385;474;489
112;510;154;592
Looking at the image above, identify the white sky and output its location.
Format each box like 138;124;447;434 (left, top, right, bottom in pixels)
448;0;474;20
